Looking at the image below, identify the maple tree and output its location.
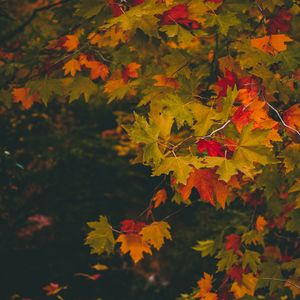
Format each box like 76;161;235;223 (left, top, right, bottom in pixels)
1;0;300;299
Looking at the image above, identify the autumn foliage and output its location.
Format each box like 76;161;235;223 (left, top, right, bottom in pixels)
1;0;300;299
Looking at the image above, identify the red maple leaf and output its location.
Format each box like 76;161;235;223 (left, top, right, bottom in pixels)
232;106;252;132
228;265;244;282
268;9;293;34
197;139;225;157
216;69;238;97
159;4;200;29
225;234;241;253
120;219;146;233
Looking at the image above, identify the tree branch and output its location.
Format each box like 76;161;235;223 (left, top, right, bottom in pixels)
0;0;72;45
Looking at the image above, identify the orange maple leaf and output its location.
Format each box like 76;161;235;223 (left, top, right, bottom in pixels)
116;233;152;263
255;215;267;232
153;75;180;89
12;87;39;109
152;188;167;208
63;34;79;52
230;273;257;298
283;104;300;130
122;62;141;81
251;34;293;55
85;60;109;80
178;169;230;208
194;273;218;299
63;58;81;77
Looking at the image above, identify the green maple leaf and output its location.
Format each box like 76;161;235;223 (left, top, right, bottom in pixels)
257;260;283;292
206;12;240;35
125;113;164;166
161;94;194;129
279;143;300;173
204;156;238;182
286;209;300;234
216;249;237;272
191;103;220;137
152;155;205;184
85;216;116;255
242;250;261;273
63;76;99;102
232;124;278;178
74;0;104;18
27;78;63;105
101;2;165;36
218;85;238;122
192;240;215;257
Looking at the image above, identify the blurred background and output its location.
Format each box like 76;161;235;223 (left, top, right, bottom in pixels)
0;101;236;300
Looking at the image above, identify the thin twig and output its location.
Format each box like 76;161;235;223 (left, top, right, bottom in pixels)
260;277;300;290
262;95;300;136
0;0;71;44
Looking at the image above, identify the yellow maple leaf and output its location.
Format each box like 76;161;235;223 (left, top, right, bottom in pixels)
104;79;126;94
152;188;167;208
12;87;39;109
85;60;109;80
255;215;267;232
153;75;180;89
63;59;81;77
230;273;257;298
88;26;128;48
251;34;293;55
116;233;152;263
63;34;80;52
140;221;172;250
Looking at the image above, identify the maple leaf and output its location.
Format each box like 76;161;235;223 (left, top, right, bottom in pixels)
140;221;172;250
194;273;218;299
117;233;152;263
152;188;167;208
279;143;300;173
74;273;102;280
12;87;39;109
203;156;238;182
232;106;252;132
153;155;205;185
63;59;81;77
85;216;116;255
268;9;292;34
153;75;180;89
120;219;145;233
283;104;300;130
43;283;67;296
230;273;257;298
228;265;244;283
85;60;109;80
225;234;241;253
178;168;230;208
197;140;224;157
91;263;108;271
216;69;237;97
193;240;215;257
242;249;261;273
122;62;141;82
62;76;99;102
251;34;293;55
256;215;267;232
232;124;278;178
63;35;79;52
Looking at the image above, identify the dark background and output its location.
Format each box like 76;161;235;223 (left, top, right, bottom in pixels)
0;101;237;300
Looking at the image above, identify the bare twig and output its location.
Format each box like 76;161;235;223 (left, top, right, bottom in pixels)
0;0;72;44
260;277;300;290
262;96;300;136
